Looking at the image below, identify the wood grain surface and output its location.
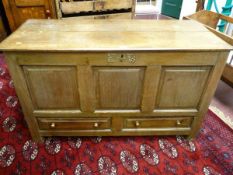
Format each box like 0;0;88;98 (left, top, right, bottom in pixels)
0;20;231;51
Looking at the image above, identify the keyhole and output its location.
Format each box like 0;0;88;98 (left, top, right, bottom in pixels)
120;54;124;62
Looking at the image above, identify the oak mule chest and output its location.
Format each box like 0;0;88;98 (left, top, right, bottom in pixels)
0;20;231;142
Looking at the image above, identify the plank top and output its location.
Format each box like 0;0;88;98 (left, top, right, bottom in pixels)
0;19;232;52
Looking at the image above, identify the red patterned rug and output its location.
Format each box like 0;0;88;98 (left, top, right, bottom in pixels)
0;56;233;175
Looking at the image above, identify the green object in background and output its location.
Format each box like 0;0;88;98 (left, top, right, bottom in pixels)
218;0;233;32
161;0;183;19
206;0;214;11
206;0;233;32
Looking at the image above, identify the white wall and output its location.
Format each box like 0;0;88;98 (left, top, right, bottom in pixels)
205;1;226;13
179;0;197;19
156;0;163;13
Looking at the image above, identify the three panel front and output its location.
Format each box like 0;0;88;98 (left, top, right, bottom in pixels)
22;64;211;113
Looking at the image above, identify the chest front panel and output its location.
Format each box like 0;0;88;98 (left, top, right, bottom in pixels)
16;52;215;115
4;50;226;141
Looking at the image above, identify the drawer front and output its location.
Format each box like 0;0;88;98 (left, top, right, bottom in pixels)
60;1;93;14
69;13;132;20
124;117;193;129
95;0;132;11
60;0;132;14
38;117;111;130
93;13;132;19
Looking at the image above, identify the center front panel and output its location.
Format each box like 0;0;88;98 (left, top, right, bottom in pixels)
93;67;145;109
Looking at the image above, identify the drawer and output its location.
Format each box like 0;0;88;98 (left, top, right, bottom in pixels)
37;117;111;130
95;0;132;11
123;117;193;129
60;0;132;14
93;12;132;19
68;12;132;20
60;1;93;14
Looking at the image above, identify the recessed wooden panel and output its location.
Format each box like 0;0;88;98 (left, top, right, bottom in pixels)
2;0;56;31
94;67;145;109
17;7;47;21
24;66;80;109
156;66;211;109
15;0;45;7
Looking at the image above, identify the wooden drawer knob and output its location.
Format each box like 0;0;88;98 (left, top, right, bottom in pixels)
94;122;99;128
50;122;56;128
45;10;51;19
135;121;140;127
176;120;182;126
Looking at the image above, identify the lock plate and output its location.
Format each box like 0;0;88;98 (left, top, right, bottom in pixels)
107;53;136;63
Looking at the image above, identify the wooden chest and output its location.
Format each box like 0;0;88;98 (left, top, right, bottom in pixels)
0;19;231;142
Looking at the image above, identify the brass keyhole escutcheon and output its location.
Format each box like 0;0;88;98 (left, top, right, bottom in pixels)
120;54;124;62
176;120;182;126
135;121;140;127
94;122;99;128
50;122;56;128
107;53;136;63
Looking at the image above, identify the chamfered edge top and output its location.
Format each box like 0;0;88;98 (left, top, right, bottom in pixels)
0;19;232;52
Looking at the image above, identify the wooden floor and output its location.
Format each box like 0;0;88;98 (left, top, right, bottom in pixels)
210;80;233;129
214;81;233;108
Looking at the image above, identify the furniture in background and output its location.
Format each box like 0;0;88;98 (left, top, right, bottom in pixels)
0;19;231;142
135;0;197;19
2;0;135;31
0;0;10;40
0;14;7;42
2;0;57;31
196;0;205;12
185;10;233;87
55;0;135;19
205;0;233;32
